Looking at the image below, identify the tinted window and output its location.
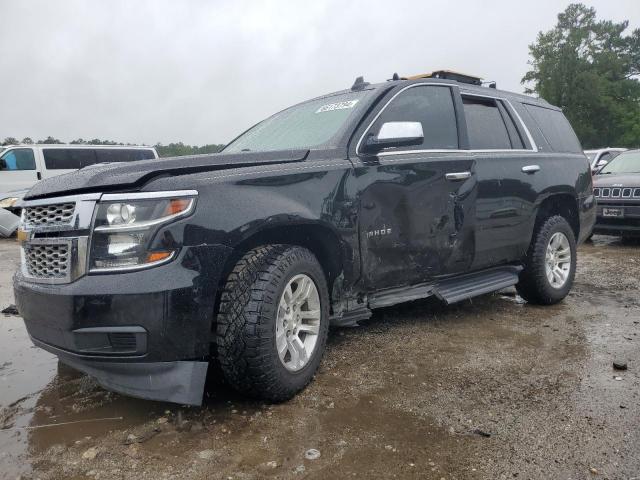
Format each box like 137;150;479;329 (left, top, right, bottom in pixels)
43;149;96;169
462;97;511;149
370;85;458;150
44;148;155;169
95;149;155;163
0;148;36;170
524;104;582;153
599;152;612;162
497;102;525;149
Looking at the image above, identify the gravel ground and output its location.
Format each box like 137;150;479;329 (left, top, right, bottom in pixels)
0;236;638;480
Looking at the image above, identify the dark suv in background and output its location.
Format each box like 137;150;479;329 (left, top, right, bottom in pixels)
14;71;595;405
593;149;640;237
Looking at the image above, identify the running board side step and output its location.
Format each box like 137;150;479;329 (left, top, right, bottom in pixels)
433;265;522;305
367;265;522;310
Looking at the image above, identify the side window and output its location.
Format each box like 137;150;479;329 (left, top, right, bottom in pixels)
95;149;155;163
0;148;36;170
462;97;511;149
369;85;459;150
497;102;525;149
43;149;96;169
139;149;156;160
599;152;612;162
523;104;582;153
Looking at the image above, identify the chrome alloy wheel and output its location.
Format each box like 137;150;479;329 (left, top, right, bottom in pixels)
276;274;321;371
545;232;572;289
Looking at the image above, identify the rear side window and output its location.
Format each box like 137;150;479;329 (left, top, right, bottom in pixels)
369;85;459;150
95;149;155;163
462;97;512;149
43;148;155;169
0;148;36;170
523;104;582;153
43;149;96;169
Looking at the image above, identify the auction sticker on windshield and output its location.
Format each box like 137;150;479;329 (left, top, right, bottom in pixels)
315;100;359;113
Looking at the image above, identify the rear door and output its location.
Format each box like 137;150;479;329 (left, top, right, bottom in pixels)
0;147;39;191
460;93;538;269
353;83;478;290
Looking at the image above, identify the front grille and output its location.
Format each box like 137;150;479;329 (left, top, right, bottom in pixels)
595;187;640;199
23;243;70;279
23;203;75;227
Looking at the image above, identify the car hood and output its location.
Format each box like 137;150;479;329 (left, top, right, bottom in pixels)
0;188;28;201
23;149;309;200
593;173;640;188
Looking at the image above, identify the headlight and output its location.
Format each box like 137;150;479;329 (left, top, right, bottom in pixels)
89;191;196;272
0;197;19;209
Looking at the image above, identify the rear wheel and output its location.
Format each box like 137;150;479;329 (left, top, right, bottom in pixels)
216;245;329;401
516;215;577;305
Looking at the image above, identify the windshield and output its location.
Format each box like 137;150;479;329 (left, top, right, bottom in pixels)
599;151;640;174
224;90;370;153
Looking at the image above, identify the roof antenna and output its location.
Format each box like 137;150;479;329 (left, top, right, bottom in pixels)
351;76;369;91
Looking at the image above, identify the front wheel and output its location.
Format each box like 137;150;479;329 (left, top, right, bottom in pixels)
516;215;577;305
216;245;329;402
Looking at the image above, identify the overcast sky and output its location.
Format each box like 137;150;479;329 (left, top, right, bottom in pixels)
1;0;638;146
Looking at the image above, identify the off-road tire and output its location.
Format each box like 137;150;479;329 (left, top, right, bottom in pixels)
516;215;577;305
216;245;329;402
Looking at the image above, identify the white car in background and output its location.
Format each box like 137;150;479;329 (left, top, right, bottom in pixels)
0;144;158;236
585;147;627;173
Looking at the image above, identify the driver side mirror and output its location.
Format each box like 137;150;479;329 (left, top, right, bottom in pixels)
362;121;424;154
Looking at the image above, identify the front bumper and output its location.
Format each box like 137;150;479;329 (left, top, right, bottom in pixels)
593;202;640;236
33;336;208;405
14;244;232;405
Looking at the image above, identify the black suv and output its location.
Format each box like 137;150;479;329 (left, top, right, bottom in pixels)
593;149;640;237
14;72;595;405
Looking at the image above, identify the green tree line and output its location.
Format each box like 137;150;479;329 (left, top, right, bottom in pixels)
0;137;225;157
3;4;639;152
523;3;640;148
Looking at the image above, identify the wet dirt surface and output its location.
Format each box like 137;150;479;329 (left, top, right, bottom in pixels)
0;236;638;479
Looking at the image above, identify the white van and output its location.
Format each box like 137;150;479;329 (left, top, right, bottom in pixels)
0;144;158;236
0;144;158;192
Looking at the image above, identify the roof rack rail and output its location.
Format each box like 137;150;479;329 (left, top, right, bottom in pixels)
405;70;483;86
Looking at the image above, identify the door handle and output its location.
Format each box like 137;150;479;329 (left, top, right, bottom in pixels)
445;171;471;181
522;165;540;174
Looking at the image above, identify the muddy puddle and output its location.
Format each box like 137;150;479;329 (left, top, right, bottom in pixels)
0;235;639;479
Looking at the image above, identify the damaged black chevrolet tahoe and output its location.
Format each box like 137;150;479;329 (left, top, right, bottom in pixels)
14;72;595;405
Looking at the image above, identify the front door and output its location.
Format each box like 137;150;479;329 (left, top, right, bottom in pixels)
0;147;39;192
352;84;477;290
